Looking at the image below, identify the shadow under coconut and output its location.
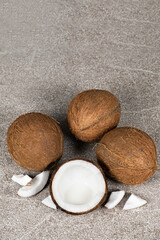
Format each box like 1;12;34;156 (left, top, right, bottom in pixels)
51;112;94;163
115;192;131;210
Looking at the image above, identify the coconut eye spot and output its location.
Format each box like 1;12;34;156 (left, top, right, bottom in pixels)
51;160;107;214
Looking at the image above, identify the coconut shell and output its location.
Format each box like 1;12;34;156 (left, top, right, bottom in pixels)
7;113;64;172
67;89;121;142
96;127;158;185
50;159;108;215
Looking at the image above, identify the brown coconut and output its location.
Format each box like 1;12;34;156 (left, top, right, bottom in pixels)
67;89;121;142
96;127;158;185
7;112;64;172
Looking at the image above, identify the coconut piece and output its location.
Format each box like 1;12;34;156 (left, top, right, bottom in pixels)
7;112;64;172
105;190;125;209
18;171;49;197
50;159;108;215
42;195;57;209
123;194;147;210
12;174;32;186
67;89;121;142
96;127;158;185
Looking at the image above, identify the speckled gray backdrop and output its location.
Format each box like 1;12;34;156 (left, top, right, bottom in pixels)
0;1;160;240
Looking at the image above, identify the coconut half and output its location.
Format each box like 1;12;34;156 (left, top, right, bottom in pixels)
50;159;107;215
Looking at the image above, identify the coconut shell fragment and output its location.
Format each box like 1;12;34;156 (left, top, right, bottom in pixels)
96;127;158;185
7;113;64;172
67;89;121;142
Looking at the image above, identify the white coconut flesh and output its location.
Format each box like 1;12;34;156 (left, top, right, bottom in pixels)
18;171;50;197
51;160;106;213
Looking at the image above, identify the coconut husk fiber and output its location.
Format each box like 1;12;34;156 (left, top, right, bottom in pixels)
96;127;158;185
67;89;121;142
7;113;64;172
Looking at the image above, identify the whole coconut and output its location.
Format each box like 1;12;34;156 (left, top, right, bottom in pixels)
7;113;64;172
67;89;121;142
96;127;158;185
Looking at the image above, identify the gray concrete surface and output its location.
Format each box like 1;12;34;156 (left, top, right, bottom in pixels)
0;1;160;239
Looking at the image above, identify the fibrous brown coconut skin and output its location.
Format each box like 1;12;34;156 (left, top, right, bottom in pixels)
50;159;108;215
67;89;121;142
7;113;64;172
96;127;158;185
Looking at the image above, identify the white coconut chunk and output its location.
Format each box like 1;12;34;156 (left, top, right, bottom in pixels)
51;160;107;214
17;171;50;197
123;194;147;210
42;195;57;209
12;174;32;186
105;190;125;209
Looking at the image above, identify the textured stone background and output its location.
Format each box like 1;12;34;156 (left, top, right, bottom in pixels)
0;1;160;239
